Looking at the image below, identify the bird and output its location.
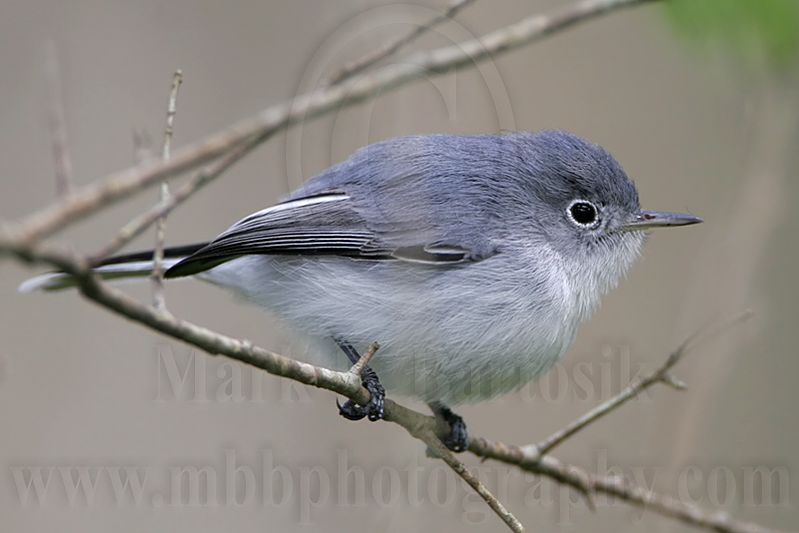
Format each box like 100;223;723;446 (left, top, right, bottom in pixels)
20;130;702;452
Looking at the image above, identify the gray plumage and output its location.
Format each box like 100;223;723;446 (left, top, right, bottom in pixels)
21;130;701;405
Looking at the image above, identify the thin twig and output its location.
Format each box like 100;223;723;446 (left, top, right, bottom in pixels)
151;70;183;310
421;429;525;532
325;0;476;86
349;342;380;376
469;438;781;533
5;0;661;244
44;41;73;197
161;70;183;162
533;310;754;457
89;139;254;264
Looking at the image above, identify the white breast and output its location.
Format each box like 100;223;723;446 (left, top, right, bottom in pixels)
201;246;584;405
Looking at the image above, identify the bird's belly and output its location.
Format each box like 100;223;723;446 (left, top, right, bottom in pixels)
202;255;577;404
287;327;571;405
372;340;568;405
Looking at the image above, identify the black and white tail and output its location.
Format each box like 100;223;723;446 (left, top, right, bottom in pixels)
18;243;207;293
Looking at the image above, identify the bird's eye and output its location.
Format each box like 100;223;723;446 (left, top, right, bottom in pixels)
568;200;598;227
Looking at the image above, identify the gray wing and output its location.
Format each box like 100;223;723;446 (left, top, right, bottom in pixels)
165;192;471;278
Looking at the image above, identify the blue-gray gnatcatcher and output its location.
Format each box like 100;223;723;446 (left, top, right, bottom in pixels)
21;130;701;451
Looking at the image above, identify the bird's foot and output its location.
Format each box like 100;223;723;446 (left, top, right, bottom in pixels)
337;366;385;422
430;403;469;452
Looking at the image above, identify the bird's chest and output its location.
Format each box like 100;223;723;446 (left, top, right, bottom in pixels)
367;262;580;404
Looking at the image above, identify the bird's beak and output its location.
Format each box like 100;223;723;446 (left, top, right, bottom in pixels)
619;210;703;231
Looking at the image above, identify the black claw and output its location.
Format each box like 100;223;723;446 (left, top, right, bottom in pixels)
431;403;469;453
361;367;385;421
443;413;468;452
336;370;385;422
334;340;385;422
337;398;367;421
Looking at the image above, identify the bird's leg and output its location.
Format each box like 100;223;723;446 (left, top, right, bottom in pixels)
429;402;469;452
335;339;385;422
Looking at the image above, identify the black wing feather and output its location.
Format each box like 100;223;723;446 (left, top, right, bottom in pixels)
167;194;472;278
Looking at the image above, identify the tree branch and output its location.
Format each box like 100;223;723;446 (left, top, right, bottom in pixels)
349;341;380;376
469;438;781;533
533;311;753;457
5;0;660;245
151;70;183;310
422;429;525;532
324;0;476;86
88;139;255;264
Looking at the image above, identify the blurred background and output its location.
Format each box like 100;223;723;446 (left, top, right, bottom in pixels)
1;0;797;531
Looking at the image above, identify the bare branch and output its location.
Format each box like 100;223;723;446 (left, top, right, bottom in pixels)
470;438;782;533
161;70;183;162
151;70;183;310
89;140;253;264
533;310;754;457
325;0;476;86
422;430;525;532
349;341;380;376
44;41;73;197
6;0;660;244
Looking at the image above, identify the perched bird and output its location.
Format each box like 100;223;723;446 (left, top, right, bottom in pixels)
21;130;701;451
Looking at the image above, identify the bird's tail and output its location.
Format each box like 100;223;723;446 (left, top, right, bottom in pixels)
18;243;207;293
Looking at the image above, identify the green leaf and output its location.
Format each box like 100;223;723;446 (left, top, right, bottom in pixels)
664;0;799;68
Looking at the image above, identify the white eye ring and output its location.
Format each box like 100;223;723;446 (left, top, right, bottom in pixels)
567;199;600;228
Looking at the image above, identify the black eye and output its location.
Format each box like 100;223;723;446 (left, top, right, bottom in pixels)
568;201;598;226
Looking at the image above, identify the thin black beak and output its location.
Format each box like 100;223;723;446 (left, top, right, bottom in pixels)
620;210;703;231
